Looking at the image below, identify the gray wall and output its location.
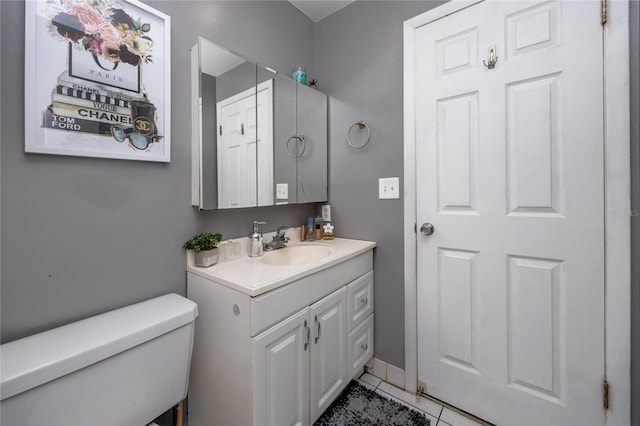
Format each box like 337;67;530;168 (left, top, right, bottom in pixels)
630;1;639;425
315;1;444;368
0;0;318;343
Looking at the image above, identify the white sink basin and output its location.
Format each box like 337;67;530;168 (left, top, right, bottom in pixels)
261;244;334;266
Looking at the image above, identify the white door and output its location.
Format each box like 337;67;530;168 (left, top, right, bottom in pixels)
310;287;348;423
414;1;605;425
217;80;274;208
218;90;258;208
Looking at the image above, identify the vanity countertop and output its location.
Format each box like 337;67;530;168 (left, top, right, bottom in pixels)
187;231;376;297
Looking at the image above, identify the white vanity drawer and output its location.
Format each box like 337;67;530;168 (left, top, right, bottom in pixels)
251;252;373;336
347;271;373;332
347;313;374;379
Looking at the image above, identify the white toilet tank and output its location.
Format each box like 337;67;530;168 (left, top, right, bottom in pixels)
0;293;198;426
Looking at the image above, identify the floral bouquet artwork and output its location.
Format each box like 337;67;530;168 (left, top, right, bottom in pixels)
26;0;169;160
49;2;154;67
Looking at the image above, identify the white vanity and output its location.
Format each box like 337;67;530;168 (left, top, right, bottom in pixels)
186;232;376;426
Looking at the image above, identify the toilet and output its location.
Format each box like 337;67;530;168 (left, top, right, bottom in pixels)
0;293;198;426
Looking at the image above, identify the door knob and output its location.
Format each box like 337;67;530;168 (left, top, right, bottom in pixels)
420;223;435;236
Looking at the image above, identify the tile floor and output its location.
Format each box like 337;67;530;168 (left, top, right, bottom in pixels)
357;373;490;426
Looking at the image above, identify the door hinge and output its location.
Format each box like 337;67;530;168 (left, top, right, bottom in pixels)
601;0;607;25
219;125;222;136
416;381;426;396
414;223;417;234
602;379;609;410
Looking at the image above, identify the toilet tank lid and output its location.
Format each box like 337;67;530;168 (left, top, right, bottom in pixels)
0;293;198;401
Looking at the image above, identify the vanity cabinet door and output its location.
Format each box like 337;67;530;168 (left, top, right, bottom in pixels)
252;307;310;426
309;287;348;424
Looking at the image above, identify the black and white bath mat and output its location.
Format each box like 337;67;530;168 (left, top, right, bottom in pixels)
314;381;430;426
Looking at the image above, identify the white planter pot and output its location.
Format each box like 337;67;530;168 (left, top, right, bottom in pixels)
194;248;218;267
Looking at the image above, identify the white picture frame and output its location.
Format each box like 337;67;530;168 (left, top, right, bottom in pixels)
25;0;171;162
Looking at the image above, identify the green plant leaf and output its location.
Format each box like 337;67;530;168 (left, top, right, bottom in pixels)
183;232;223;252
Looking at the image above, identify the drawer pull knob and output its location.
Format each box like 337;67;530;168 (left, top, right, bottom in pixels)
361;343;368;351
360;297;368;304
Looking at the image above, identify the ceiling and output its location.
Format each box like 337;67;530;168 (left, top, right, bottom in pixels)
288;0;355;22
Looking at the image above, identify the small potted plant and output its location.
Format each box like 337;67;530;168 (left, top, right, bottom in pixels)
183;232;223;267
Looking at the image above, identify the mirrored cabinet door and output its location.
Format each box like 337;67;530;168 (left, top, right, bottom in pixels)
268;71;298;205
191;37;258;210
296;84;327;203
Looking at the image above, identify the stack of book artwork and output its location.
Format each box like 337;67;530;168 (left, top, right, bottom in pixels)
45;70;134;136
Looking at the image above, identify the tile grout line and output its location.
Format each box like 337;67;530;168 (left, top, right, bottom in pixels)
363;369;462;426
373;380;442;423
367;374;447;425
375;388;432;419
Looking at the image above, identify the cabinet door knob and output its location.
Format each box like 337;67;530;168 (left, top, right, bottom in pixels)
361;343;368;351
360;297;368;305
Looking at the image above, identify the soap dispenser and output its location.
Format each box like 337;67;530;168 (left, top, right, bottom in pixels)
249;220;266;257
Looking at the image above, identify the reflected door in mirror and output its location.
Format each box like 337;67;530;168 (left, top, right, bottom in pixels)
217;81;273;208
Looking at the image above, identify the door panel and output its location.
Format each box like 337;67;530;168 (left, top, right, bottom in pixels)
436;92;479;213
437;248;479;374
507;255;565;403
253;307;310;426
506;73;563;215
218;91;257;208
415;1;604;425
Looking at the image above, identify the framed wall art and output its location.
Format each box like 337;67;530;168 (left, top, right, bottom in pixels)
25;0;171;162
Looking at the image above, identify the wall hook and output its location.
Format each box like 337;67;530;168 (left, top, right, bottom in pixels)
483;45;498;69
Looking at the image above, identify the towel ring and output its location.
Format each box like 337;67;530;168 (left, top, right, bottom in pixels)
347;120;371;149
286;134;306;158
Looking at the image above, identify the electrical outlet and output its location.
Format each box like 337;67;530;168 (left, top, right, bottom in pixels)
276;183;288;200
379;177;400;199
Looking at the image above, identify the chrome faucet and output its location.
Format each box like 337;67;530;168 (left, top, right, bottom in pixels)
264;226;290;251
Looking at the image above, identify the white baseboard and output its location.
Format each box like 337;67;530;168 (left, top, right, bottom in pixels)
368;357;406;390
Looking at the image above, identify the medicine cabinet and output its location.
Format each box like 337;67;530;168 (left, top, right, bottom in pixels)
191;37;327;210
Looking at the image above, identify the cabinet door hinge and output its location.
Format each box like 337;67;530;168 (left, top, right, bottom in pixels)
603;379;609;410
219;125;222;136
601;0;607;25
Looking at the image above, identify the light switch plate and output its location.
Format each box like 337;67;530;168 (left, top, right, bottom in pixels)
276;183;288;199
379;177;400;199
